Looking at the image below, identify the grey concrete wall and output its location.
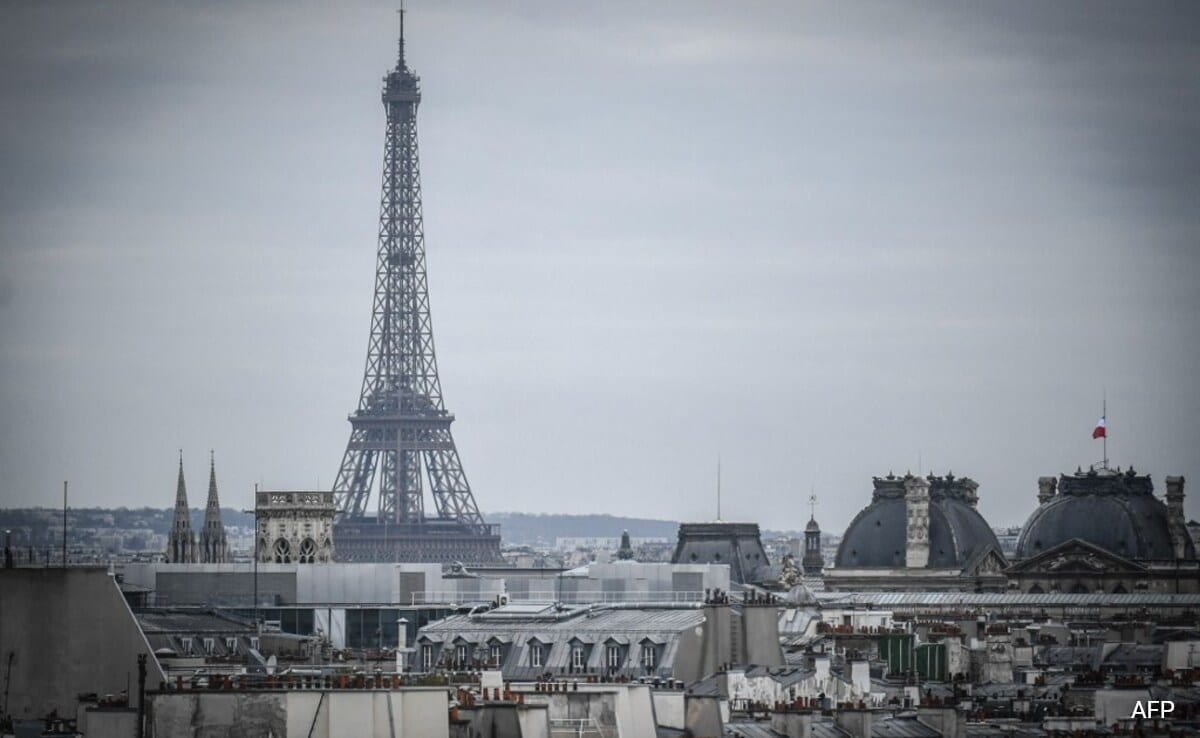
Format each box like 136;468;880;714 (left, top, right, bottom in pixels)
157;570;296;605
0;568;168;720
699;604;731;678
740;606;784;666
149;689;448;738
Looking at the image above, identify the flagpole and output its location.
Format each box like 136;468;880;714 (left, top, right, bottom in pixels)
1102;389;1108;470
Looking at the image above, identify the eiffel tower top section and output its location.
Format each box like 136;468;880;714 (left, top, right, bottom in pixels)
384;10;421;105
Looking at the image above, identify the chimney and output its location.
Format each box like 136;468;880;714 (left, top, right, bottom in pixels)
814;655;830;682
918;706;964;738
1165;476;1187;559
835;708;873;738
396;618;409;672
771;710;813;738
905;475;930;568
1037;476;1057;505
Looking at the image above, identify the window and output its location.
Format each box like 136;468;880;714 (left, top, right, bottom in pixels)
273;538;291;564
641;645;657;670
529;643;544;668
606;644;621;669
249;636;260;651
489;644;503;667
203;637;215;655
298;538;317;564
226;637;238;653
422;645;435;671
455;644;468;668
571;645;586;671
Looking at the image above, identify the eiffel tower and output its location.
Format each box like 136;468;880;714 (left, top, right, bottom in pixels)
332;14;501;563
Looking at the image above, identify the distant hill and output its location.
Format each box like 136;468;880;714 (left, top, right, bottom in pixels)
0;506;803;549
484;512;680;546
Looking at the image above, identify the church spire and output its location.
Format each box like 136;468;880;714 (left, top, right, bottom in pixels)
173;451;189;525
200;450;230;563
205;450;221;520
167;451;196;563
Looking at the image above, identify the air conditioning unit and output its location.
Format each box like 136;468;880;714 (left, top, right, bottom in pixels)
497;593;510;606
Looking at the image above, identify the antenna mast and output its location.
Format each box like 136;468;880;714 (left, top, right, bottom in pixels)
1103;388;1108;470
397;5;406;68
716;456;721;522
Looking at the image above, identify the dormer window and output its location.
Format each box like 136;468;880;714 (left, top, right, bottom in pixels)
489;643;504;667
529;642;545;668
640;643;657;670
571;644;587;671
605;644;621;670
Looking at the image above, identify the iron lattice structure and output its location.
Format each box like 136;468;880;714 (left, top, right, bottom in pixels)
332;19;499;562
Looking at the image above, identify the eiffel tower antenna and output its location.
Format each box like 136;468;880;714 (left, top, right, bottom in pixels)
331;14;499;563
397;3;406;69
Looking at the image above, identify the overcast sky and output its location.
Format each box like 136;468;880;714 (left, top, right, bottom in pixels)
1;1;1198;533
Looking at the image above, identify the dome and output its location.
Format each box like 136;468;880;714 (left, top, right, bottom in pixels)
805;517;820;533
1016;469;1195;561
835;473;1001;569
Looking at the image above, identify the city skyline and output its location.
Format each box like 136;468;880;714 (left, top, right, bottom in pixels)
2;1;1199;532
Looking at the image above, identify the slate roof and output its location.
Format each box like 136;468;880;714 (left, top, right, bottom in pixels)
871;716;942;737
814;592;1200;607
1016;470;1196;561
835;475;1002;569
417;603;705;680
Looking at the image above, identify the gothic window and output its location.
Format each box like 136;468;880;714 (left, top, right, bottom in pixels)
273;538;291;563
299;538;317;564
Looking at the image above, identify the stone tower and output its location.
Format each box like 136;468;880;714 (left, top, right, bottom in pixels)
1166;476;1188;559
256;490;335;564
199;452;230;564
802;515;824;576
1037;476;1058;505
616;530;635;561
166;453;196;564
904;474;930;568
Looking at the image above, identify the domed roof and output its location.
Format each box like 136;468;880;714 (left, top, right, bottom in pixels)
1016;469;1195;561
835;473;1001;569
805;516;820;533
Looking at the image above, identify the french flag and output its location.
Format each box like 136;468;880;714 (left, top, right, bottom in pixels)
1092;416;1106;439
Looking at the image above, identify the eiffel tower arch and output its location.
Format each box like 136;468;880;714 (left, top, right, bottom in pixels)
332;15;501;564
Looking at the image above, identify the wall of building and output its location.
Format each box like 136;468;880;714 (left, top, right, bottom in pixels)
123;562;477;607
652;691;686;731
0;568;167;720
148;688;448;738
